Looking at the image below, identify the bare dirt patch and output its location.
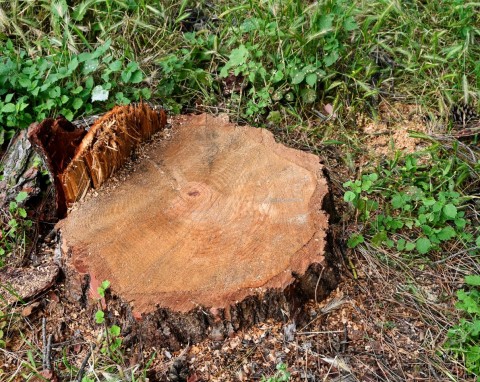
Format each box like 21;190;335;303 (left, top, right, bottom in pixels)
360;102;428;157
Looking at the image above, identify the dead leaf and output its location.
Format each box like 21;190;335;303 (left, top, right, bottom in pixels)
21;302;40;317
324;103;337;118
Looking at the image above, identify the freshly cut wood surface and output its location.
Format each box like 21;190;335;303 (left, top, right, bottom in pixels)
59;113;337;346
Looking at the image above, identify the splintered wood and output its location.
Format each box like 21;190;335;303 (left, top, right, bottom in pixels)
28;104;167;216
58;113;338;348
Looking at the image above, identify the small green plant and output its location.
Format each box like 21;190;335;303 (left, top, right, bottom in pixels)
217;0;359;117
261;362;291;382
0;191;32;266
445;275;480;376
93;280;123;362
0;38;150;142
343;146;478;258
0;309;7;348
155;32;216;113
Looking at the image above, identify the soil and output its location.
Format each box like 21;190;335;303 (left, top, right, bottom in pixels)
1;103;475;381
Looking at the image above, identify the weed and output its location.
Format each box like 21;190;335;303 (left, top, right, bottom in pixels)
445;275;480;376
155;32;217;113
0;309;7;348
261;362;291;382
217;0;359;118
343;144;479;258
0;191;32;266
94;280;123;363
0;38;149;141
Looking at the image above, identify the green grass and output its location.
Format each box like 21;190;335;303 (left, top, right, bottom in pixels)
1;0;480;379
1;0;478;129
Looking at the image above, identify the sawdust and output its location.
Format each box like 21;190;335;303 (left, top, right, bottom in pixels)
360;102;428;157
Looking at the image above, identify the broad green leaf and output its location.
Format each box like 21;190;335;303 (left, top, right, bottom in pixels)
291;70;305;85
324;50;339;67
78;51;93;63
1;103;16;113
71;85;83;94
443;203;457;219
95;310;105;324
416;237;431;255
405;242;416;251
121;69;132;83
228;45;249;67
343;16;358;31
18;77;31;88
83;59;99;75
59;109;74;121
272;69;284;83
305;73;317;87
437;226;456;241
68;57;79;72
49;86;61;98
318;14;334;32
344;191;356;202
72;98;83;110
301;88;316;103
465;275;480;286
109;325;121;336
109;60;123;72
15;192;28;203
140;88;151;99
391;194;405;209
347;233;364;248
130;70;143;84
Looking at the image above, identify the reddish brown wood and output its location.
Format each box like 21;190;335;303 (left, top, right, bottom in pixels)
28;104;166;216
58;113;338;348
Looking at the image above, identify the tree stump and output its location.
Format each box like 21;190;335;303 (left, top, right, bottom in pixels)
58;113;338;348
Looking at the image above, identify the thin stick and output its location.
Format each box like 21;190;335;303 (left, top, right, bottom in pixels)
314;266;325;304
45;334;53;371
42;317;47;369
76;344;95;382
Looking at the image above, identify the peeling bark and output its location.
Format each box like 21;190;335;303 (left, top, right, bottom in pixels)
28;104;167;216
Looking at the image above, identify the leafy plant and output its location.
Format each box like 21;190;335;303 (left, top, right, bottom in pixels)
0;38;150;141
0;309;7;348
261;362;291;382
93;280;123;362
155;32;217;113
445;275;480;376
343;146;479;258
0;191;32;266
216;0;359;117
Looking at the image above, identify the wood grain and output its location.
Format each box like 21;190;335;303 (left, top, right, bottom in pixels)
59;113;337;347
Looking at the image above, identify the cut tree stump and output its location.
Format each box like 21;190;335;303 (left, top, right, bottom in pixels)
58;113;338;349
